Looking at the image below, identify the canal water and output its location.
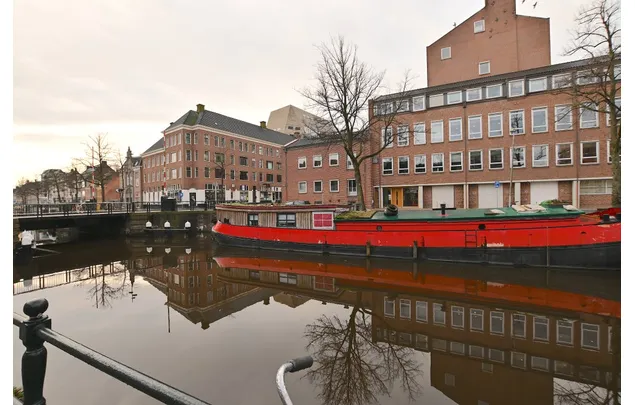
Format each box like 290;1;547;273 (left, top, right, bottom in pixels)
13;238;621;405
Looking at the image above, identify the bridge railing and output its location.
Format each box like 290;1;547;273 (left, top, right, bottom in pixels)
13;298;212;405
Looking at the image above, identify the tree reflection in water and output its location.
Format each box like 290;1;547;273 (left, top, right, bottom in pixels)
304;299;423;405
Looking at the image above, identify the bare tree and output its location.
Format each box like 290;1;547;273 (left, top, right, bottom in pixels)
74;133;115;203
556;0;621;205
14;178;31;204
304;294;423;405
300;36;413;210
213;146;227;202
41;169;67;203
65;165;84;203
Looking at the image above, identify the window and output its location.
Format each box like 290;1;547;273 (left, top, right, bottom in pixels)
556;143;573;166
577;70;599;85
532;107;548;133
298;157;307;169
312;212;334;229
433;303;445;325
509;110;525;135
186;167;192;178
479;61;490;75
329;153;339;166
580;103;599;128
552;73;571;89
266;173;273;182
479;116;500;145
489;149;503;170
204;167;210;178
512;314;526;338
581;141;599;164
415;334;428;350
398;156;409;174
528;77;548;92
532;145;549;167
491;311;504;334
432;153;444;173
531;356;549;372
400;299;411;319
384;298;395;317
382;158;393;175
580;179;612;195
414;155;426;174
533;317;549;342
606;97;621;126
511;147;526;168
486;84;503;99
468;115;482;139
557;320;574;345
431;121;444;143
413;123;426;145
508;79;525;97
581;323;600;350
346;155;354;170
298;181;307;194
248;214;259;226
466;150;482;171
347;179;357;196
277;213;296;228
329;180;339;192
397;126;409;146
396;100;409;113
412;96;425;111
614;64;621;80
276;174;282;182
450;342;465;355
469;308;484;331
381;127;394;148
314;180;323;193
474;19;485;33
449;118;462;141
554;361;574;376
489;349;504;363
429;94;444;107
416;301;428;322
555;105;573;130
466;88;482;102
511;352;526;369
186;150;192;161
279;273;297;285
447;91;462;105
441;47;451;60
469;345;485;359
450;152;463;172
266;161;273;170
313;155;322;168
185;133;191;144
451;306;464;328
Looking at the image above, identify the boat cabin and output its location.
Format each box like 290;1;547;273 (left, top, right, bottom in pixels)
215;204;351;230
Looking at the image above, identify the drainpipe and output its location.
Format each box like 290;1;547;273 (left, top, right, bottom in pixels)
462;99;468;208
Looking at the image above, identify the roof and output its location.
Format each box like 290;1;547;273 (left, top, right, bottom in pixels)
141;138;164;155
284;137;327;149
164;109;295;146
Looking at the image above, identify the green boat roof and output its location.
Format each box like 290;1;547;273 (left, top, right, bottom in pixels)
337;206;585;222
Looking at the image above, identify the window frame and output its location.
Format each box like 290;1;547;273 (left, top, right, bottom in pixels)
488;112;503;137
298;181;307;194
528;77;548;93
312;155;323;168
511;146;526;168
416;301;428;323
532;144;549;168
509;109;525;135
469;150;483;171
450;151;463;172
412;96;425;111
384;297;395;317
490;311;505;335
486;84;503;99
431;120;444;143
414;154;426;174
447;91;462;105
313;180;323;193
580;103;600;128
400;299;412;319
329;153;339;166
397;125;409;147
512;313;527;338
312;211;334;230
276;213;297;228
508;79;525;97
470;308;484;331
533;317;549;342
398;156;410;175
479;61;491;75
329;179;339;193
474;19;485;33
468;115;483;139
298;156;307;169
449;117;463;141
382;157;394;175
413;123;426;145
489;148;504;170
556;143;573;166
555;105;573;131
531;107;548;133
451;306;465;329
580;141;600;165
581;323;600;350
441;46;451;60
466;88;482;102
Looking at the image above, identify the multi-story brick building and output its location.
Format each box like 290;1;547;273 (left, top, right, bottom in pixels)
141;138;165;203
141;104;295;204
286;0;619;210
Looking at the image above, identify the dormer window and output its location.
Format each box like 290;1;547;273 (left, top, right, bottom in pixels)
474;20;485;33
441;47;451;60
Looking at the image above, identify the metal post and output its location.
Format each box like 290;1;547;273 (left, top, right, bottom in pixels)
19;298;51;405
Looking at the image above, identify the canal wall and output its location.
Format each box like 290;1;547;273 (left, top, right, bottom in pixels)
125;211;217;235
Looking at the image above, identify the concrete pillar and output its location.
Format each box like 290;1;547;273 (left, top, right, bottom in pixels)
514;183;521;205
418;186;424;208
378;187;384;208
464;184;469;209
572;180;579;207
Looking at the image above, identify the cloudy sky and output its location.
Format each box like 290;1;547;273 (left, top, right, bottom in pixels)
13;0;588;184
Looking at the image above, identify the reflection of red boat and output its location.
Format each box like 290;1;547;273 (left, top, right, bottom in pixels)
212;204;621;270
213;254;621;318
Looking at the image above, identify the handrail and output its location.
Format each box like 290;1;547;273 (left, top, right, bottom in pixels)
13;299;212;405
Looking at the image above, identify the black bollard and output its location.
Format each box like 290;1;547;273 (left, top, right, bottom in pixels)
19;298;51;405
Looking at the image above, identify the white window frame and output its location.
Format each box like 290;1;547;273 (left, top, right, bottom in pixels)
329;179;339;193
398;156;409;175
556;143;573;166
533;317;549;342
433;303;446;325
479;61;491;75
313;155;322;168
329;153;339;166
512;314;527;338
313;180;323;193
581;323;600;350
470;309;484;331
576;70;599;85
450;151;463;172
557;320;574;345
466;87;482;102
412;96;425;111
580;141;600;165
432;153;444;173
346;155;354;170
509;110;525;135
441;46;451;60
580;179;612;195
447;91;463;105
414;154;426;174
528;77;548;93
413;123;426;145
429;94;444;108
511;146;526;168
486;84;503;99
489;148;504;170
298;156;307;169
606;97;621;126
400;299;411;319
531;107;548;133
469;150;483;171
382;127;394;148
451;306;465;329
552;73;571;89
468;115;482;139
488;113;503;137
531;356;550;372
449;117;463;141
508;79;525;97
431;121;444;143
384;297;395;317
396;100;409;113
347;179;357;196
474;19;485;33
511;352;527;369
580;103;599;128
416;301;428;323
397;125;409;146
555;105;573;131
298;181;307;194
312;211;334;230
382;157;394;175
532;144;549;168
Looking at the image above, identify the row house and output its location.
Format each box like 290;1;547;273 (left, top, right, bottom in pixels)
141;104;295;204
121;147;142;202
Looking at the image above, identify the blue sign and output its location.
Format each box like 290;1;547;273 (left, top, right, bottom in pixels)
494;181;501;188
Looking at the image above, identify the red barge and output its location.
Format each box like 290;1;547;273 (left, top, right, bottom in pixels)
212;203;621;270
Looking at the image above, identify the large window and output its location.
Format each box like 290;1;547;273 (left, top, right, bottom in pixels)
512;314;526;338
532;145;549;167
532;107;548;133
511;147;526;168
277;213;296;228
468;115;482;139
469;150;483;171
555;105;573;131
413;123;426;144
489;149;503;170
556;143;573;166
451;306;464;328
449;118;462;141
431;121;444;143
414;155;426;174
470;309;484;331
581;141;599;164
382;158;393;175
509;110;525;135
416;301;428;322
432;153;444;173
580;103;599;128
312;212;334;229
580;179;612;195
450;152;463;172
488;113;503;137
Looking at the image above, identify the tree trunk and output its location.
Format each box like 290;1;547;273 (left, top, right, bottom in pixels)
354;163;365;211
610;122;620;206
101;183;106;204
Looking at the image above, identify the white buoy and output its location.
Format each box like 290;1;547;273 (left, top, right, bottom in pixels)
165;247;171;254
184;221;191;229
164;221;171;229
146;221;152;229
146;247;153;253
185;248;192;254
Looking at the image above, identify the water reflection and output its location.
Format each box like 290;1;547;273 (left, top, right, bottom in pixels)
13;239;620;405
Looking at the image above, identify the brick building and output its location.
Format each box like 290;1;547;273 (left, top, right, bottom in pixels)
286;0;619;210
141;104;295;204
266;104;325;138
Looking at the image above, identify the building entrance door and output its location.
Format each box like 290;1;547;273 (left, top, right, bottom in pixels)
391;188;403;207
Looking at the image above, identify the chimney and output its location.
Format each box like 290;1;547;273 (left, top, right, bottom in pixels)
260;121;266;128
196;104;205;113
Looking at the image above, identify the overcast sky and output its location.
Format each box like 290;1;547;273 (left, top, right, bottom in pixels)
13;0;588;183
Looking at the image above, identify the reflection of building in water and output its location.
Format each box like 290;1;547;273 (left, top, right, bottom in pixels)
372;291;619;405
136;251;276;329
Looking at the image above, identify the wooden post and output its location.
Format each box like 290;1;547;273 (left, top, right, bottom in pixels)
365;241;371;257
412;241;418;259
